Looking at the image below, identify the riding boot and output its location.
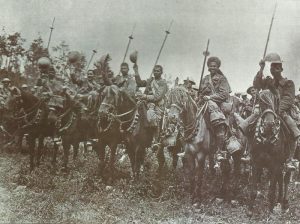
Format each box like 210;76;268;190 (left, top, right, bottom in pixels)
151;126;161;152
282;114;300;171
215;125;227;161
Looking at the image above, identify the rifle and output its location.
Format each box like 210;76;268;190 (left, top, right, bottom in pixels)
47;17;55;50
198;39;210;95
150;20;173;78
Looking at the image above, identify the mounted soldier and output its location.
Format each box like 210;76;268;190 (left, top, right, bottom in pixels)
36;57;63;111
0;78;12;106
199;56;231;160
183;77;198;100
104;62;137;99
240;92;252;119
238;53;300;170
133;64;168;150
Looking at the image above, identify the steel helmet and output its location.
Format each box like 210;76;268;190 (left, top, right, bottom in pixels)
2;78;11;83
264;53;282;64
21;84;28;88
68;51;81;64
37;57;51;69
129;51;138;64
183;77;196;85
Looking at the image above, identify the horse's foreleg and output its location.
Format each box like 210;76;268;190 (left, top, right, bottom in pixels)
247;164;259;217
220;159;231;201
282;170;291;211
52;141;58;165
232;151;242;195
208;149;216;176
108;143;117;181
36;136;44;167
277;169;283;205
182;152;195;196
268;170;277;212
62;141;70;170
193;154;206;206
73;142;79;160
97;141;106;177
28;136;35;171
156;145;165;177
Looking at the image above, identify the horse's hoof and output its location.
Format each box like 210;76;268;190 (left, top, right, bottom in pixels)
246;210;253;217
281;199;289;211
192;202;201;209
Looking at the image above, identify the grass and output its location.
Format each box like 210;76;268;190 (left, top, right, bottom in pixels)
0;145;300;223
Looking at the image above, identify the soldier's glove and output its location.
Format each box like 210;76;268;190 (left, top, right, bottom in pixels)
259;59;265;70
203;96;211;101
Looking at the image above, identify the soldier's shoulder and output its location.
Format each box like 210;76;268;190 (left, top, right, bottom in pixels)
158;78;167;86
279;78;294;87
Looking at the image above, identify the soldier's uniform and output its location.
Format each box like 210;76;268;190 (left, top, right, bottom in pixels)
238;53;300;170
0;78;11;107
135;65;168;148
113;73;137;99
199;65;231;127
240;93;252;119
199;57;231;160
183;78;198;100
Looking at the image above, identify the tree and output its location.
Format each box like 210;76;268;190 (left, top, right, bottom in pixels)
25;35;48;66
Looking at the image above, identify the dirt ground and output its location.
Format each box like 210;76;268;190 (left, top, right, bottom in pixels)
0;145;300;224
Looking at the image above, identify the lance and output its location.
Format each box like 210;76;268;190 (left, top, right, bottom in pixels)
86;49;97;71
262;2;277;59
198;39;210;95
150;20;173;78
122;23;136;63
46;17;55;50
117;24;136;75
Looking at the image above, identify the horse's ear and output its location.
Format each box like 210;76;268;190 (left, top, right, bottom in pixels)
9;86;21;96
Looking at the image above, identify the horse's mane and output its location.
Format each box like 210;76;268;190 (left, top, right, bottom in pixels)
259;90;276;112
167;86;188;106
167;86;197;110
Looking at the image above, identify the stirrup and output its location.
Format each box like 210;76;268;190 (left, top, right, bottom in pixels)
241;155;250;163
286;159;299;171
151;143;161;152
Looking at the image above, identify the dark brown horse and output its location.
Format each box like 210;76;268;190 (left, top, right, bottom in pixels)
6;88;58;170
247;90;291;216
98;85;136;180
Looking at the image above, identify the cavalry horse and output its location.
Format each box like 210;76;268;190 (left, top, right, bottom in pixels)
247;90;291;216
166;86;211;204
98;85;137;180
54;92;97;170
6;87;58;171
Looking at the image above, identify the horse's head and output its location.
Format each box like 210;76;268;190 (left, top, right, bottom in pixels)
260;109;279;138
5;87;23;112
98;85;120;118
166;86;195;124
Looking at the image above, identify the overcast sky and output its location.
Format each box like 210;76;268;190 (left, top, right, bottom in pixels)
1;0;300;92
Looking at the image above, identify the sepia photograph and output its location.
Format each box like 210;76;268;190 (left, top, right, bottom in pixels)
1;0;300;223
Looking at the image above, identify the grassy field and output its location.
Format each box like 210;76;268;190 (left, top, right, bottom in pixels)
0;145;300;224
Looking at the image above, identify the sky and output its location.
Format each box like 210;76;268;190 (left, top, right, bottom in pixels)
1;0;300;92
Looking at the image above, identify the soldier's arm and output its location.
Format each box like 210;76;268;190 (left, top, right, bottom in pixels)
210;77;230;103
133;64;147;87
279;80;295;114
70;73;83;87
146;80;168;102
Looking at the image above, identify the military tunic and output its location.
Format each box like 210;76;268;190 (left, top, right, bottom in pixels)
113;74;137;98
135;76;168;127
253;73;295;114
